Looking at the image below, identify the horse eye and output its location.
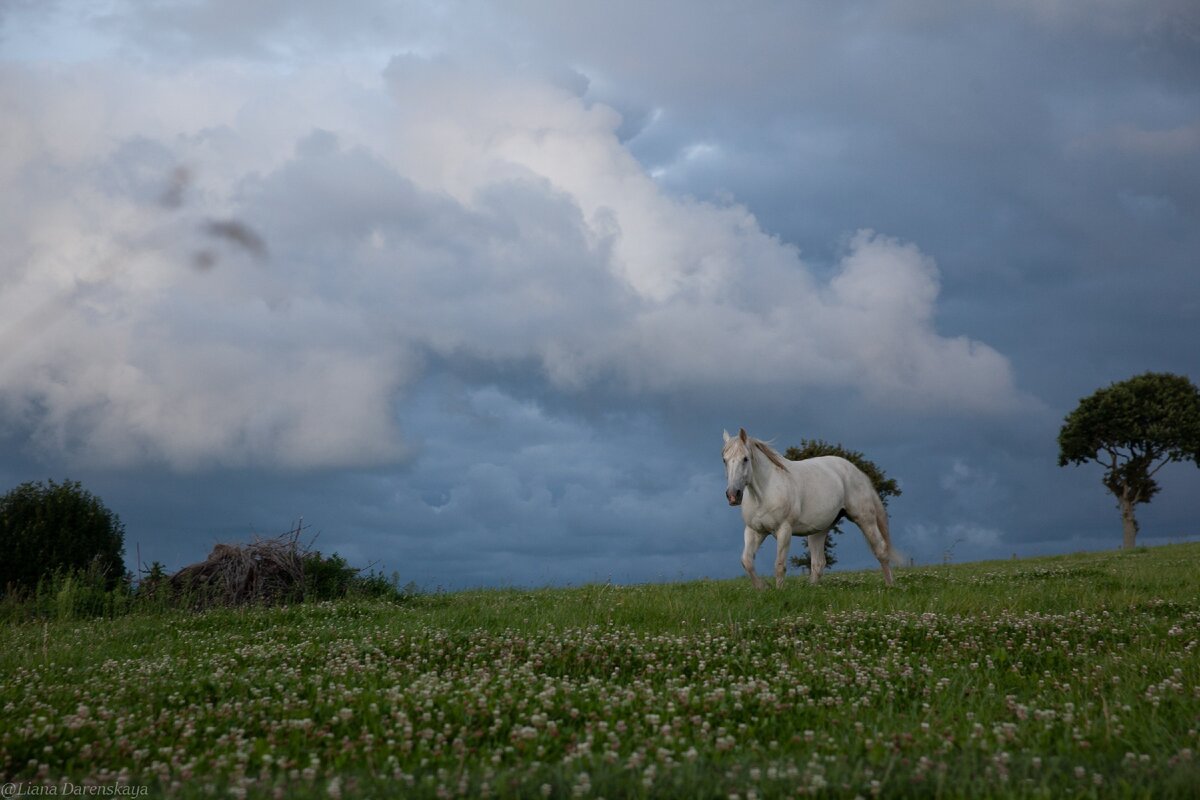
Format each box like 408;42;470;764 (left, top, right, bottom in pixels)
742;457;749;463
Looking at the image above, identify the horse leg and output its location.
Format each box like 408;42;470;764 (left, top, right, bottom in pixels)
741;526;767;590
773;522;793;589
848;511;894;587
807;531;828;584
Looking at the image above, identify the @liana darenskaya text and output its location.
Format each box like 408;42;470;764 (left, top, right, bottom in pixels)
1;784;148;798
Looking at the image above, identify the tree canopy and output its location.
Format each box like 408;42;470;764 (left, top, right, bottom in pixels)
0;479;126;594
1058;372;1200;548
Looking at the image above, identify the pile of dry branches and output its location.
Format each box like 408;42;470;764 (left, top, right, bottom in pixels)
169;527;307;609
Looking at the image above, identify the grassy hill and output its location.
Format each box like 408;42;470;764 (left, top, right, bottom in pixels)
2;544;1198;798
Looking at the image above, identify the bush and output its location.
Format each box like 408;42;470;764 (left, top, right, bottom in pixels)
353;570;413;601
302;551;356;601
0;479;126;596
303;553;411;602
135;561;169;600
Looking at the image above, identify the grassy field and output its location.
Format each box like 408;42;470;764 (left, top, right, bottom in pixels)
1;544;1198;798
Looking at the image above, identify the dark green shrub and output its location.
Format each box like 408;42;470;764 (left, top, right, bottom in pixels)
0;479;126;595
135;561;170;603
351;570;413;602
302;551;357;600
302;553;411;602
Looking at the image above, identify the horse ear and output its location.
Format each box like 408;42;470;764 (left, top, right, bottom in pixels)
723;430;731;443
739;427;748;443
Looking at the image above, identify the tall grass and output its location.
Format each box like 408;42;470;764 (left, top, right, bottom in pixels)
0;563;133;623
0;557;410;624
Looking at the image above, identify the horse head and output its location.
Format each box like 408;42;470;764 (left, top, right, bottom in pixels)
721;427;752;506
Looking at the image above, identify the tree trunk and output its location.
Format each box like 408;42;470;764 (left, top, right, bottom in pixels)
1118;493;1139;549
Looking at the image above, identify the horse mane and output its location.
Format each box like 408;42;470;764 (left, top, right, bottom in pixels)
752;439;792;473
723;431;791;474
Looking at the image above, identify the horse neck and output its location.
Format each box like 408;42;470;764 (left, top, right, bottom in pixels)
747;444;782;499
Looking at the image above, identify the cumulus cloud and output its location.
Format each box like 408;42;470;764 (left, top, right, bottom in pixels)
0;53;1021;470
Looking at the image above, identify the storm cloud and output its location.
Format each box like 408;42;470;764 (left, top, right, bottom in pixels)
1;1;1196;585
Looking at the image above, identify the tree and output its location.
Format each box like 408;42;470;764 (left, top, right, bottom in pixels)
0;479;126;594
784;440;901;571
1058;372;1200;549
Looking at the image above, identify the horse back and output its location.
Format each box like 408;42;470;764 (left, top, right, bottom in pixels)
786;455;876;528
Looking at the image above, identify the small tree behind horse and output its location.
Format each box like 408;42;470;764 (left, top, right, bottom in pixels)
722;427;898;588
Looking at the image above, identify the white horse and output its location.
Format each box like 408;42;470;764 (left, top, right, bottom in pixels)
722;428;898;588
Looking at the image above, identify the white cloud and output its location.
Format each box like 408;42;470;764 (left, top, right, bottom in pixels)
0;54;1022;470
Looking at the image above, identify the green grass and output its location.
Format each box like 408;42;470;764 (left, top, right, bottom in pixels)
2;544;1198;798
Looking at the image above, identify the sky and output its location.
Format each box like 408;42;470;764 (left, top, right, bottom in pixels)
1;0;1198;589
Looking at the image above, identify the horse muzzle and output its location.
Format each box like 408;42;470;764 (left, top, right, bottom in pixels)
726;488;743;506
